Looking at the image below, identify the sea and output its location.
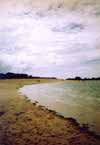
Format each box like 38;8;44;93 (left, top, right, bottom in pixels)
19;80;100;135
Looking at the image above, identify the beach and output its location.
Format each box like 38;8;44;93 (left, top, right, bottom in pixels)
0;79;100;145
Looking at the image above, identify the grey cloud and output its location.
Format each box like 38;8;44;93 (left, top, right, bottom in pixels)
94;11;100;16
0;61;11;73
51;23;84;33
68;23;84;31
35;11;47;18
48;2;64;10
71;0;100;8
84;58;100;65
16;10;33;17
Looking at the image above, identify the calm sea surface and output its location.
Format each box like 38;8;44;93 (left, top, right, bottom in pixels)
19;81;100;135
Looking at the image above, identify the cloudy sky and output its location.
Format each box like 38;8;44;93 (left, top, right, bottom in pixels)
0;0;100;78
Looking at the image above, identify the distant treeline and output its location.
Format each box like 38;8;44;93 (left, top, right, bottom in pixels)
0;72;57;80
66;76;100;80
0;73;99;80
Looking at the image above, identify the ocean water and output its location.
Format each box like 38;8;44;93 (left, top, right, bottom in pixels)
19;81;100;135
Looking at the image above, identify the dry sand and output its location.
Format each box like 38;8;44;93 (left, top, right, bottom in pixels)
0;79;100;145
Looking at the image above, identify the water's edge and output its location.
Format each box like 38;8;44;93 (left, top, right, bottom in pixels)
19;82;100;137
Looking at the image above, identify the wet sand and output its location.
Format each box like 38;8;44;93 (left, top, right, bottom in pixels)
0;79;100;145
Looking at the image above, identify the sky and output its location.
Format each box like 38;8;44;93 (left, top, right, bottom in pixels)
0;0;100;78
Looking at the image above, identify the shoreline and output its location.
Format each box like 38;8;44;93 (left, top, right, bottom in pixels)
19;81;100;136
23;95;100;139
0;79;100;145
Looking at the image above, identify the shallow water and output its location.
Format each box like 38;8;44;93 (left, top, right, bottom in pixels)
19;81;100;135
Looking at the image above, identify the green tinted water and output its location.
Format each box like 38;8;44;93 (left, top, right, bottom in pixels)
20;81;100;135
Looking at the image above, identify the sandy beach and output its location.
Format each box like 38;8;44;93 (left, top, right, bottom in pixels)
0;79;100;145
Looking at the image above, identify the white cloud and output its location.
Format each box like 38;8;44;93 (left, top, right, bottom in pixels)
0;0;100;78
